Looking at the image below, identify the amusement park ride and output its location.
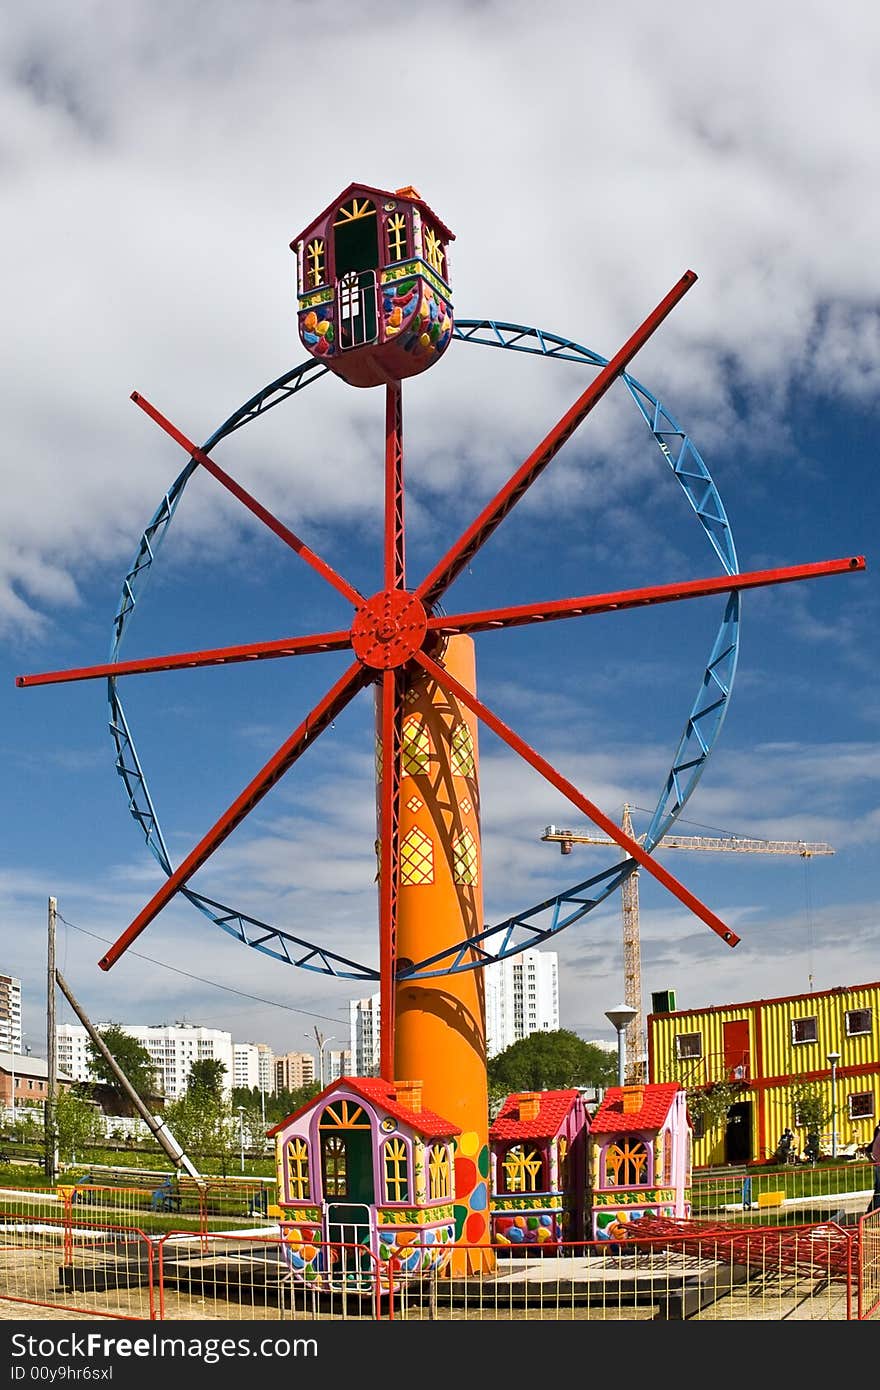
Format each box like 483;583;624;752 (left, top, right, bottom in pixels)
17;182;865;1267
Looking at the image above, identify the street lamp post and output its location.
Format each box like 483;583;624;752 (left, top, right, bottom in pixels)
605;1004;638;1088
827;1051;840;1159
237;1105;246;1174
308;1029;336;1089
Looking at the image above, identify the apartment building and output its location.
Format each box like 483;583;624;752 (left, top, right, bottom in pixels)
349;995;381;1077
56;1022;234;1101
484;949;559;1057
274;1051;316;1093
233;1042;274;1096
0;976;22;1056
347;950;559;1074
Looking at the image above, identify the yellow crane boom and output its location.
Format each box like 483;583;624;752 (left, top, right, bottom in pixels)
541;808;834;1083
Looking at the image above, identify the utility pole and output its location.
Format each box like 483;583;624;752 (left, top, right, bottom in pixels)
45;896;59;1183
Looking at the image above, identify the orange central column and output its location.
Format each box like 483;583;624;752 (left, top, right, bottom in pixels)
392;635;494;1273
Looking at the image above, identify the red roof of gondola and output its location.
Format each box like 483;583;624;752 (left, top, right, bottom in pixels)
266;1075;460;1140
589;1082;684;1135
489;1089;586;1141
290;181;455;249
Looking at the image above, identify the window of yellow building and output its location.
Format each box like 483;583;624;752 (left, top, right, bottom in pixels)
849;1092;875;1120
791;1017;818;1044
675;1032;702;1059
846;1008;872;1036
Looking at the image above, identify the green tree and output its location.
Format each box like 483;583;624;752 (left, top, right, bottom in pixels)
686;1082;741;1133
54;1088;104;1163
790;1082;830;1154
488;1029;617;1103
162;1091;236;1174
186;1058;227;1098
85;1025;159;1101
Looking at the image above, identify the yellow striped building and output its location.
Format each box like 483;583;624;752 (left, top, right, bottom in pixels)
647;980;879;1168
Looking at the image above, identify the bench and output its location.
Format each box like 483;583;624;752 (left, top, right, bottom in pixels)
150;1175;261;1214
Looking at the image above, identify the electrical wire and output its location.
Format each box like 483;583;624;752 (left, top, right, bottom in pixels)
55;911;343;1025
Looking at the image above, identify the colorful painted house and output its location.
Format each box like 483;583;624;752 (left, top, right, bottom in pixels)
268;1076;459;1289
489;1088;590;1246
290;182;455;388
588;1082;692;1242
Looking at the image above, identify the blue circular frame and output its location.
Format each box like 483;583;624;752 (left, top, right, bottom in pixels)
106;323;740;981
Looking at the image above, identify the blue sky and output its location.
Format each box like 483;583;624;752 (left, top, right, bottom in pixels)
2;0;878;1063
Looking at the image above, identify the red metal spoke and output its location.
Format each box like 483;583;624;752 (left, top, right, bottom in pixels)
384;382;405;592
98;659;372;972
16;627;354;688
131;392;364;608
415;271;697;611
414;649;741;949
378;667;404;1079
424;556;866;638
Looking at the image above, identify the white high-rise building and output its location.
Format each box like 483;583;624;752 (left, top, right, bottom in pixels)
0;976;22;1055
348;950;559;1072
233;1042;274;1096
484;949;559;1058
325;1048;352;1084
349;995;381;1077
56;1022;235;1100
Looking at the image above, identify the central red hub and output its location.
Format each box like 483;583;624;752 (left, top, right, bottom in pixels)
350;590;429;670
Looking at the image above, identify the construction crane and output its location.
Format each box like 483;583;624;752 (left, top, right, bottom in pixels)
541;806;834;1084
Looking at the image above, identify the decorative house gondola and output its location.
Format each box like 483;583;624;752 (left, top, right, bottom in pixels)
290;182;455;388
588;1082;692;1242
269;1076;459;1288
489;1089;591;1246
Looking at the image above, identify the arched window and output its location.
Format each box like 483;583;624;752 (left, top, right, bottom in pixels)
383;1137;410;1203
450;722;475;777
423;224;446;277
453;829;478;885
402;716;431;774
501;1144;544;1193
321;1133;348;1197
427;1143;451;1200
305;238;325;288
401;827;434;885
603;1137;650;1188
286;1136;311;1201
333;197;379;348
318;1098;372;1199
385;211;409;263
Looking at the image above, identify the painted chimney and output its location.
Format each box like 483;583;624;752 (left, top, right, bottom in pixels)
622;1085;644;1114
395;1080;423;1113
518;1092;541;1122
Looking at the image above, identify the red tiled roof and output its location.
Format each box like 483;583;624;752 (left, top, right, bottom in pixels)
589;1082;683;1135
266;1076;459;1140
489;1089;584;1141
